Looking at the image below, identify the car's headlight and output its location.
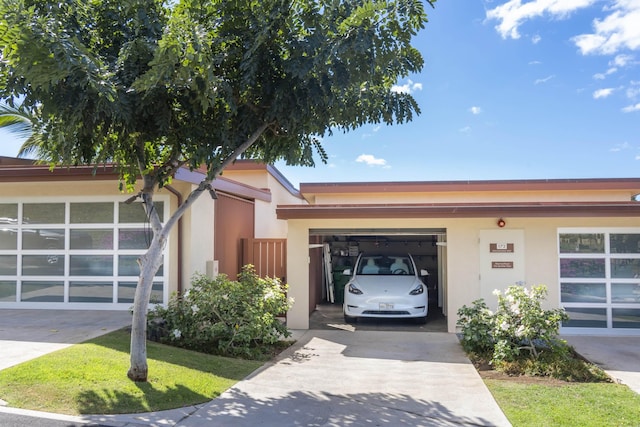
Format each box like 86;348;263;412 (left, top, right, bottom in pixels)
409;284;424;295
348;283;363;295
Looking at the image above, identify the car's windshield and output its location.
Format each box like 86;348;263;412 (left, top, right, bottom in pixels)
356;255;414;275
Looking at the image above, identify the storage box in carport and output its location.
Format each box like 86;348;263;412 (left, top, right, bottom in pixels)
332;268;350;304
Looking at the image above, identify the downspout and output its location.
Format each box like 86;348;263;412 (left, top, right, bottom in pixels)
165;185;183;294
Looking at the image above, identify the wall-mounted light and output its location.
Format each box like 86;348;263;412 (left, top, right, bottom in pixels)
497;218;506;228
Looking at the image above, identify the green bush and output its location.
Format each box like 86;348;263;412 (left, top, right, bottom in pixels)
456;285;607;381
148;265;293;359
456;298;494;357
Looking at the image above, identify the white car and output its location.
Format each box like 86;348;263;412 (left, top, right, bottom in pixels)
343;253;428;324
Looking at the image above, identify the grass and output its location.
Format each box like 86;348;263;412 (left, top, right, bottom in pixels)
485;379;640;427
0;329;263;415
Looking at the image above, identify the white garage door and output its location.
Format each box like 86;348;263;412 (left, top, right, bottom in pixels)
0;198;168;309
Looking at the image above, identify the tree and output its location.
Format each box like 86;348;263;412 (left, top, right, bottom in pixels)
0;0;434;381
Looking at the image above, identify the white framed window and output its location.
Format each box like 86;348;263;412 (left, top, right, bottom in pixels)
0;197;169;308
559;228;640;335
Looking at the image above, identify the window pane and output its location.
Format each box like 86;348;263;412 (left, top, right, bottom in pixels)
0;204;18;221
560;258;606;278
118;255;163;276
118;281;163;304
610;234;640;254
611;283;640;303
22;255;64;276
0;229;17;249
69;281;113;303
562;307;607;328
22;229;65;249
612;309;640;329
70;229;113;250
559;233;604;254
561;283;606;303
23;203;65;224
0;281;16;302
21;281;64;302
118;229;152;249
119;201;164;223
611;259;640;279
70;203;113;223
70;255;113;276
0;207;18;249
0;255;17;275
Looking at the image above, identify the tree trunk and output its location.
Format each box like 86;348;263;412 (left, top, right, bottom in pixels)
127;230;166;382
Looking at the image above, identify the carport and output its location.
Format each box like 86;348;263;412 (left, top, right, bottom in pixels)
308;228;447;330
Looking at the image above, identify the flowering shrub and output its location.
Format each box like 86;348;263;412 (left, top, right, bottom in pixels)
148;265;293;359
457;284;569;364
491;285;568;363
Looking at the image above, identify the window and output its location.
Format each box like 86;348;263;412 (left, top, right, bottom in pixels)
0;199;168;306
559;229;640;332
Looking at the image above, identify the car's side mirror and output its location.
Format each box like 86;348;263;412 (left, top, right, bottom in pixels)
343;269;352;275
420;269;429;277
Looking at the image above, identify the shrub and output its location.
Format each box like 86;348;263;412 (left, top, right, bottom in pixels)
148;265;293;359
491;285;569;363
456;298;494;357
456;285;607;381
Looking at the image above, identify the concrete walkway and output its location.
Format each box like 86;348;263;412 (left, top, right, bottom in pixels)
0;309;132;371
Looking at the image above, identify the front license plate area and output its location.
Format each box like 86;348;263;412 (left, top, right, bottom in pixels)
379;303;394;310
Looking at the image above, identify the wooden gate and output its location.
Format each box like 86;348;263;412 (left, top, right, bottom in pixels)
241;238;287;281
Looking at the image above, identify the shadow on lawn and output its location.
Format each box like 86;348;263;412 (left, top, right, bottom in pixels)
89;329;262;382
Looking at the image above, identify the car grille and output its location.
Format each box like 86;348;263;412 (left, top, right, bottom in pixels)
362;310;411;315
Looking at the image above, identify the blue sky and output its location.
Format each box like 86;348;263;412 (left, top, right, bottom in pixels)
2;0;639;187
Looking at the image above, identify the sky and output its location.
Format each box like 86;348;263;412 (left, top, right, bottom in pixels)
1;0;639;187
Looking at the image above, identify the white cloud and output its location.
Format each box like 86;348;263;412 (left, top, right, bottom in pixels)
612;53;634;67
391;79;423;94
529;60;542;65
486;0;597;40
627;81;640;98
356;154;387;166
593;66;619;79
469;106;483;115
459;126;472;133
621;102;640;112
573;1;640;55
534;74;555;84
373;126;381;132
593;87;615;98
610;142;631;151
532;34;542;44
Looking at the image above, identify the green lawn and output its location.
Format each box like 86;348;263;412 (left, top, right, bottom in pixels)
485;378;640;427
0;329;263;415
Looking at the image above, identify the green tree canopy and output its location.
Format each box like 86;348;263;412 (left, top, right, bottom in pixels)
0;0;435;381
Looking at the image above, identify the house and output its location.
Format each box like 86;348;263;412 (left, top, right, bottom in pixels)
2;157;640;336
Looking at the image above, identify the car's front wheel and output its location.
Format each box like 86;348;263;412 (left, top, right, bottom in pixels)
344;314;357;324
414;315;427;325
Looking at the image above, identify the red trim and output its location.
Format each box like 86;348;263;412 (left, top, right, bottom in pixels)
276;202;640;219
300;178;640;194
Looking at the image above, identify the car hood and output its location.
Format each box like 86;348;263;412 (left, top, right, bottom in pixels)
352;275;421;293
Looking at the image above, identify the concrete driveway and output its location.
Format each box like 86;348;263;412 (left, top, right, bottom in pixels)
170;330;511;427
0;309;132;371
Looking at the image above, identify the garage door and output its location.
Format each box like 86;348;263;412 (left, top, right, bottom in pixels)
0;198;168;309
